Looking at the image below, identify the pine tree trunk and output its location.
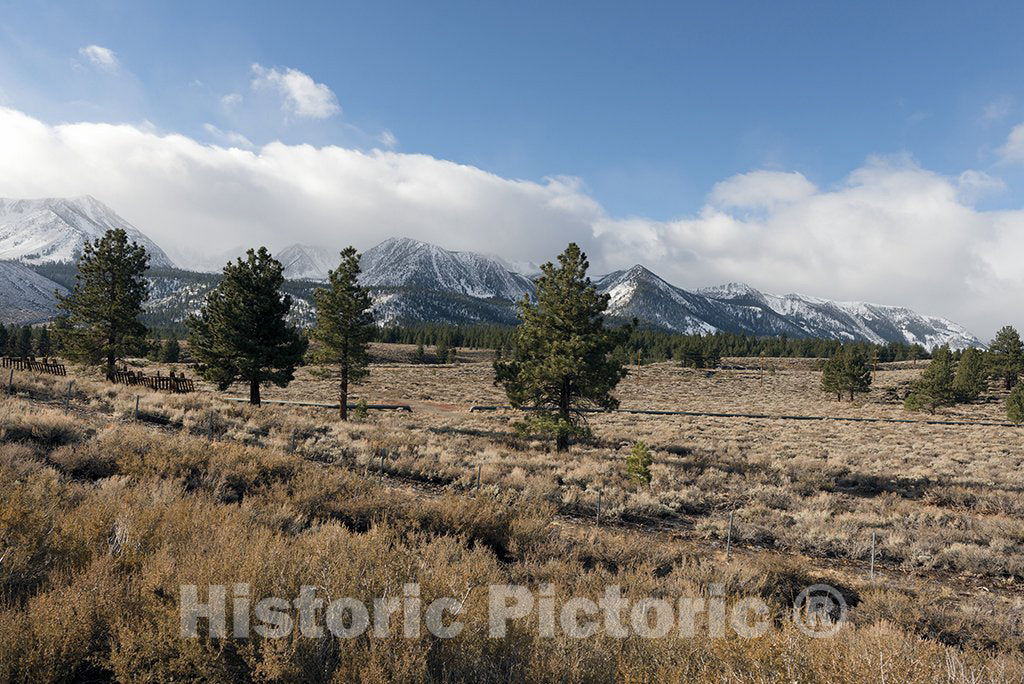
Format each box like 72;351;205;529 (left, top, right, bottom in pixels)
340;372;349;421
106;351;116;382
249;379;261;405
557;377;570;452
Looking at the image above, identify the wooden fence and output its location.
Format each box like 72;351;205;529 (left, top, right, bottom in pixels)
1;356;67;376
112;369;195;393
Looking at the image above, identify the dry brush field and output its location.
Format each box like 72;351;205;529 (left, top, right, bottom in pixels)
3;346;1024;681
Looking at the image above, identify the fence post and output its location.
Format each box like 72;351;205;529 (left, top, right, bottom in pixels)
7;367;12;395
476;464;481;493
380;450;385;482
726;511;734;559
64;381;73;412
133;395;139;420
596;490;602;527
870;531;876;582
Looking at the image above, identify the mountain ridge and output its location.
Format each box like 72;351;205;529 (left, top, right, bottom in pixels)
0;196;175;268
0;194;981;349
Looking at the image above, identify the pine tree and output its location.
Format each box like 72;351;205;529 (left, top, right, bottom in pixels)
905;345;956;414
820;353;843;400
987;325;1024;390
953;346;987;403
16;326;32;358
187;247;307;405
159;337;181;363
839;346;872;401
0;325;7;356
311;246;374;420
56;228;150;379
1008;383;1024;423
435;338;450;364
415;342;426;363
34;327;51;357
494;243;629;451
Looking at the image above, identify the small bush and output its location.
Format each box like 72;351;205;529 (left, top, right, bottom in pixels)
352;398;369;421
626;441;653;485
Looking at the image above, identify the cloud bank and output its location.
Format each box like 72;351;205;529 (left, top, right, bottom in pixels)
1;105;1023;340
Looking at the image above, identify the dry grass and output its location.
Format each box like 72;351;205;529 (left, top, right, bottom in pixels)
3;352;1024;680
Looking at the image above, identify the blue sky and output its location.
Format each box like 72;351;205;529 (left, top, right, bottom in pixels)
4;1;1024;215
2;1;1024;337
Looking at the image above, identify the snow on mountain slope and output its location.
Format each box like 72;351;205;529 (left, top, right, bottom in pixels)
699;284;982;350
278;244;336;281
596;266;718;334
0;196;174;268
359;237;535;301
600;268;823;338
0;261;67;324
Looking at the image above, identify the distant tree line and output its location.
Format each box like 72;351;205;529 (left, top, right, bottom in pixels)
0;324;53;358
374;323;931;366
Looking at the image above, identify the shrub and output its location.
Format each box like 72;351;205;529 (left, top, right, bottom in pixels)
353;398;369;422
626;441;653;485
0;402;86;452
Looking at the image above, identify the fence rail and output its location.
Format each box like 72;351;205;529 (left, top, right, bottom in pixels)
1;356;67;376
112;369;195;393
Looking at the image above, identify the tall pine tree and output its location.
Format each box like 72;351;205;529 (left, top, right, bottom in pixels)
905;345;956;414
187;248;307;405
311;247;374;420
953;346;987;402
494;243;629;451
987;325;1024;390
56;228;149;379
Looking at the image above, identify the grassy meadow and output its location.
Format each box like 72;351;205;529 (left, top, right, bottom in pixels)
2;345;1024;681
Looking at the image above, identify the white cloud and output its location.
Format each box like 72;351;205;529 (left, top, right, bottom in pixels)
250;64;339;119
999;123;1024;164
377;129;398;149
202;123;254;149
982;97;1012;124
0;105;1023;340
78;45;119;71
709;170;816;211
220;93;243;112
956;169;1005;203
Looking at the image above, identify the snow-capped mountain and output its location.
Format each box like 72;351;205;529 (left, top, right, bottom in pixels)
278;244;336;281
0;196;174;268
596;266;805;338
697;282;982;350
359;237;535;301
9;227;981;349
0;261;67;324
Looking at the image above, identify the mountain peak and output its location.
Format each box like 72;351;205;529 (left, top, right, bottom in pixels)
278;243;335;281
0;195;175;268
360;237;535;301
